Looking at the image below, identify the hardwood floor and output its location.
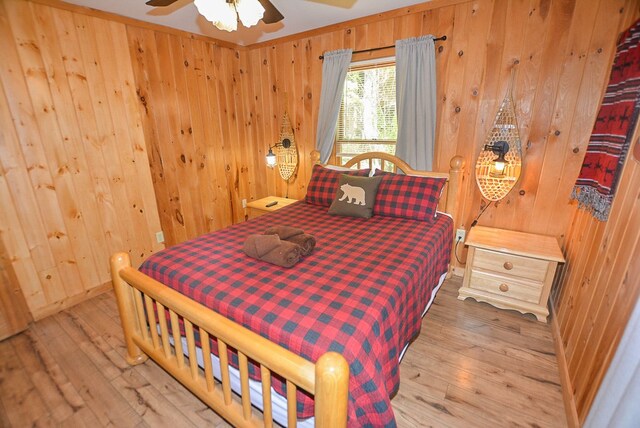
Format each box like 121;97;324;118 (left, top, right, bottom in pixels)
0;276;567;427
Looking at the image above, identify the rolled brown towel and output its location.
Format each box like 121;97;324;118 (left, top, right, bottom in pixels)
243;234;302;268
285;233;316;256
264;226;304;240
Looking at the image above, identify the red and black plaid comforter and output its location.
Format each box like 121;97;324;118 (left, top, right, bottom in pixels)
139;201;452;427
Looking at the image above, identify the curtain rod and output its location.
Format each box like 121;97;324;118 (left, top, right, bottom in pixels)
318;35;447;60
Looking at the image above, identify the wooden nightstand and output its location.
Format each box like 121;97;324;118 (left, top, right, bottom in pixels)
246;196;298;217
458;226;565;322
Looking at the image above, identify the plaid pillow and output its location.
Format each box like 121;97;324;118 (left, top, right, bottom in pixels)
373;171;446;221
305;165;370;207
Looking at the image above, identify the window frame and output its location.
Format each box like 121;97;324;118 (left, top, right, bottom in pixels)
334;57;397;166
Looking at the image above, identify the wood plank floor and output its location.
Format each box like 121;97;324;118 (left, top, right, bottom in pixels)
0;276;567;427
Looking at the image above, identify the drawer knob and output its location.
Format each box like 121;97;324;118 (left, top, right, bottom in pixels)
499;283;509;292
503;261;513;270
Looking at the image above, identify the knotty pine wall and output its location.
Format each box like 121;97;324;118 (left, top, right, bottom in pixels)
552;139;640;422
0;0;163;319
126;27;253;245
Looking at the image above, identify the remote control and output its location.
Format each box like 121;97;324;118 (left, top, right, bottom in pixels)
265;201;278;207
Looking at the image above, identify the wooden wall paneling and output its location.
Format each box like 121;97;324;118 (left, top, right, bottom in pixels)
247;50;267;201
235;45;255;215
565;131;640;372
127;27;182;246
500;0;547;231
560;214;605;352
176;35;211;238
554;208;594;326
300;37;316;195
266;44;284;196
493;0;569;234
210;44;238;224
164;33;200;241
184;39;218;232
520;0;579;235
91;17;162;266
71;13;134;254
106;19;164;260
152;31;193;244
0;71;49;312
3;0;83;303
1;0;162;318
32;5;109;287
572;166;640;416
51;7;124;277
203;43;234;230
431;6;455;177
239;47;259;208
446;0;496;231
0;237;31;341
535;0;628;239
227;48;251;224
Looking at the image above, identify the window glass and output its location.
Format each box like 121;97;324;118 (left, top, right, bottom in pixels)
336;62;396;165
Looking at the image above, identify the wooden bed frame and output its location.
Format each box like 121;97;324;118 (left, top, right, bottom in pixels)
110;152;463;427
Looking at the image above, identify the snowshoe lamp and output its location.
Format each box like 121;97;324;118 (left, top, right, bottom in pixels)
475;72;523;201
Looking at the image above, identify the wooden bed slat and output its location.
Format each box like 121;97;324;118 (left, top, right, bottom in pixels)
200;329;215;392
286;380;297;427
133;289;149;342
169;309;184;368
239;351;252;420
218;340;232;406
144;295;160;350
184;319;199;380
156;302;171;358
260;365;273;427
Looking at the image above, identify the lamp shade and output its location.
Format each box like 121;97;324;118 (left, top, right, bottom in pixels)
266;148;277;168
194;0;237;31
236;0;265;27
475;86;522;201
194;0;265;32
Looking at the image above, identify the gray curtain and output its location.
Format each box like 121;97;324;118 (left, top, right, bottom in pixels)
395;36;436;170
315;49;352;163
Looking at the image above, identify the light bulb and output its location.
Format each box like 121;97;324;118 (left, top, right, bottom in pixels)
266;149;276;168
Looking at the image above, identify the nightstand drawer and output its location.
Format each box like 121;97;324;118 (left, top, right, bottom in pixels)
473;248;549;282
468;270;542;304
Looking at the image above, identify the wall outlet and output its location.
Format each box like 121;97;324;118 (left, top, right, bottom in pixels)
242;199;247;208
455;228;466;243
155;231;165;244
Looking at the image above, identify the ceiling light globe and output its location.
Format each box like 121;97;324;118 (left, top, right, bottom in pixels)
236;0;265;27
194;0;237;32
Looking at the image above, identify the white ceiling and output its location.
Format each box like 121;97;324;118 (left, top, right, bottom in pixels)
62;0;431;46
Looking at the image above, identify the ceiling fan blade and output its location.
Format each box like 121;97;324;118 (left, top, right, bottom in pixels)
145;0;179;6
258;0;284;24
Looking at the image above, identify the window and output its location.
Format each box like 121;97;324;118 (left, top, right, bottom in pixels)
335;61;397;165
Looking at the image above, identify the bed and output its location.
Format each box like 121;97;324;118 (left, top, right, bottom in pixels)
110;151;463;427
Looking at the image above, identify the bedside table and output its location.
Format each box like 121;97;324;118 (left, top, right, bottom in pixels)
458;226;565;322
246;196;298;216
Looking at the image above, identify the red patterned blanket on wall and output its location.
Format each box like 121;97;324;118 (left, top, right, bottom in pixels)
571;18;640;221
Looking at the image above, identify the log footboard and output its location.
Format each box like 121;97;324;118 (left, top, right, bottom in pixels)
110;252;349;427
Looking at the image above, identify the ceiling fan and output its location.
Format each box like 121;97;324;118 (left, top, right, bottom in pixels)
146;0;284;31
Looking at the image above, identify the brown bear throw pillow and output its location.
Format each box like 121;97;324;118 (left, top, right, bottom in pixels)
328;174;383;218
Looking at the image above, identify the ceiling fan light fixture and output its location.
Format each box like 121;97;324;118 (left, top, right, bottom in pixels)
194;0;265;32
194;0;237;32
235;0;265;27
